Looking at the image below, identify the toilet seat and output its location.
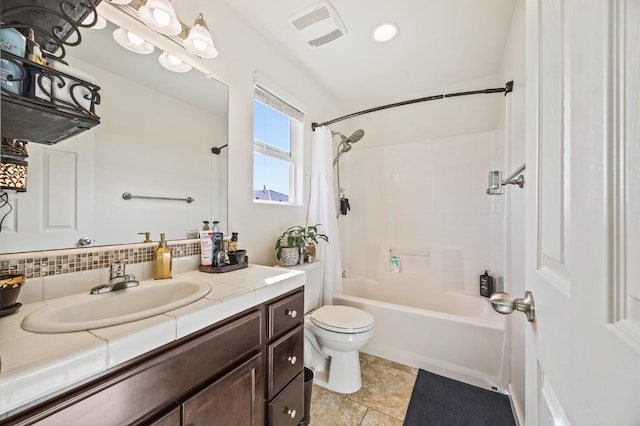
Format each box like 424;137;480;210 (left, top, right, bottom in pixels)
309;305;374;333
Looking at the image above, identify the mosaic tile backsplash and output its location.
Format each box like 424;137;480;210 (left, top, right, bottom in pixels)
0;240;201;279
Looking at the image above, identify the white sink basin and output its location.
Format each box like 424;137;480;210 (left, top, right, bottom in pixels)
22;280;212;333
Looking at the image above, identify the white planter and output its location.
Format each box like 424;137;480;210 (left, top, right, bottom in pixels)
278;247;300;267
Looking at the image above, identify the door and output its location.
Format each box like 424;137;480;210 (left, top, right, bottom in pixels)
0;130;94;252
525;0;640;424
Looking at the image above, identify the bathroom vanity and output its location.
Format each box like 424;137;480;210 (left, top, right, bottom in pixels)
0;266;305;425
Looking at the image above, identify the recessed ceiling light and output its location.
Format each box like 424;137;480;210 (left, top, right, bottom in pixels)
373;23;398;42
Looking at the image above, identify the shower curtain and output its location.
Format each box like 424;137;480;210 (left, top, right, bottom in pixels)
308;126;343;304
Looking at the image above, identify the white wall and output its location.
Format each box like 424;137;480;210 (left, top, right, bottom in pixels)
175;0;342;266
337;124;506;293
498;0;526;422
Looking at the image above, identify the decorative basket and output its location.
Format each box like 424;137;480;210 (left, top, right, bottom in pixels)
1;274;25;310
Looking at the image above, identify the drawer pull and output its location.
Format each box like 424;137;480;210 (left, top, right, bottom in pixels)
287;355;297;365
285;309;297;318
286;408;297;418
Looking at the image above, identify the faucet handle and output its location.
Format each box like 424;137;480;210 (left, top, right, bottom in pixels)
110;260;126;278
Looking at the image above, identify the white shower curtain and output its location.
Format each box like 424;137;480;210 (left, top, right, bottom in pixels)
308;126;343;304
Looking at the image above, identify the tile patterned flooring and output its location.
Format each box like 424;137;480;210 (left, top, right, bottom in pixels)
309;353;419;426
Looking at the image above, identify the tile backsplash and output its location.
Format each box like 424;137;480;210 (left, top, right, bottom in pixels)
1;240;201;279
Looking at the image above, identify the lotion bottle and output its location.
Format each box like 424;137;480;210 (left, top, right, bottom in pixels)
154;233;172;279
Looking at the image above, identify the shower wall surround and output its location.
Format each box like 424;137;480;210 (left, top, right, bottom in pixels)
338;130;505;293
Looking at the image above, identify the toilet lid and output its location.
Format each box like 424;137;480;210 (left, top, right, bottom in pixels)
310;305;374;333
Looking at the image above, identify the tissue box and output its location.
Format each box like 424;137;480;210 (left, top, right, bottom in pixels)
0;27;26;95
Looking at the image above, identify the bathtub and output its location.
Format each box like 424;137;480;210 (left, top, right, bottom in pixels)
333;277;509;392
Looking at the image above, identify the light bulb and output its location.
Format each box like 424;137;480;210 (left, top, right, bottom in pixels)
192;38;208;52
168;54;182;65
127;31;145;46
152;8;171;26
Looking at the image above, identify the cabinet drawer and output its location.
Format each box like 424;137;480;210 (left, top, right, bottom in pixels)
268;290;304;339
268;325;303;399
268;372;304;426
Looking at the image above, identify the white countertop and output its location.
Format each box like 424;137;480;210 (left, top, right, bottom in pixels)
0;265;305;418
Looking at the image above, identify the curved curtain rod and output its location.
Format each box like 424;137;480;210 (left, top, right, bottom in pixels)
311;80;513;131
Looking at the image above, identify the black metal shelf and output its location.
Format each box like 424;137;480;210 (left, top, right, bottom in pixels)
1;0;102;145
1;0;102;59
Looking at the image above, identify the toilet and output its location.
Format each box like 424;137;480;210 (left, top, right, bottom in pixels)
284;261;374;394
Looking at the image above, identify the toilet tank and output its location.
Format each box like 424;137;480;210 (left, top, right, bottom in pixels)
275;261;323;313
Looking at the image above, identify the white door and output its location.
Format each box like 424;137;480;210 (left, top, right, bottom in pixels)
525;0;640;424
0;131;94;252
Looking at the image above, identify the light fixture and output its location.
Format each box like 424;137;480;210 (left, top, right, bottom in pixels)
373;23;398;42
82;13;107;29
158;51;192;73
139;0;181;36
184;13;217;58
113;27;155;54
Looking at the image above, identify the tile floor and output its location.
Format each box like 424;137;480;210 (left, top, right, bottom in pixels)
309;353;418;426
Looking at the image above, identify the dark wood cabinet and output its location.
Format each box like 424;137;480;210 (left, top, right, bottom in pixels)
182;354;263;426
147;407;181;426
265;291;304;425
2;288;304;426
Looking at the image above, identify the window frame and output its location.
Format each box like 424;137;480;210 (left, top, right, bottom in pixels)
252;84;304;206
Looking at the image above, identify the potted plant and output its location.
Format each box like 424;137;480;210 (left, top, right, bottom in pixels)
301;224;328;261
275;224;329;266
275;226;306;266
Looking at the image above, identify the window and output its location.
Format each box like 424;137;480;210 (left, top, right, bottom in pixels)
253;85;304;204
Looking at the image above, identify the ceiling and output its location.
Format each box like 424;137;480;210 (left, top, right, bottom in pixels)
224;0;517;112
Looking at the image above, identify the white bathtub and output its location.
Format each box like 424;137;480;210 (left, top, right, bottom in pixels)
333;277;509;392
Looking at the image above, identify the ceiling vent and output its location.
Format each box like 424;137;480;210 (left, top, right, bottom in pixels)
289;1;347;48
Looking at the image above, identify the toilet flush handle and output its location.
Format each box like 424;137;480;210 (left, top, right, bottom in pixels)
285;309;297;318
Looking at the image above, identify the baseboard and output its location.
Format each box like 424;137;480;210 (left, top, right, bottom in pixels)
508;384;525;426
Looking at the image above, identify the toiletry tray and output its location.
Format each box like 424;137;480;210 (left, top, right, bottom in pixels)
199;259;249;274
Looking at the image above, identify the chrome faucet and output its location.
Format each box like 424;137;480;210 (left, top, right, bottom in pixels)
89;260;139;294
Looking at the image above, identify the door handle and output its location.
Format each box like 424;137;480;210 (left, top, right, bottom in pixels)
489;291;535;322
77;237;92;246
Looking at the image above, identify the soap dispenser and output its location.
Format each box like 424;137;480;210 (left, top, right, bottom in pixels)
154;233;172;280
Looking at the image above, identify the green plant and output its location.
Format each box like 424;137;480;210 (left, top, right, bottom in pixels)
275;224;329;260
275;226;306;260
301;224;329;246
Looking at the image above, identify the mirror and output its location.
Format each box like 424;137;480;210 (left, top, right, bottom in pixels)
0;16;228;252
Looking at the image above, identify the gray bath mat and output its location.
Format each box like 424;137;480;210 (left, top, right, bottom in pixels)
403;370;516;426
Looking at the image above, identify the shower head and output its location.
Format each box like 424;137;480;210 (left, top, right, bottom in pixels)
332;128;365;166
332;129;365;145
345;129;365;144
